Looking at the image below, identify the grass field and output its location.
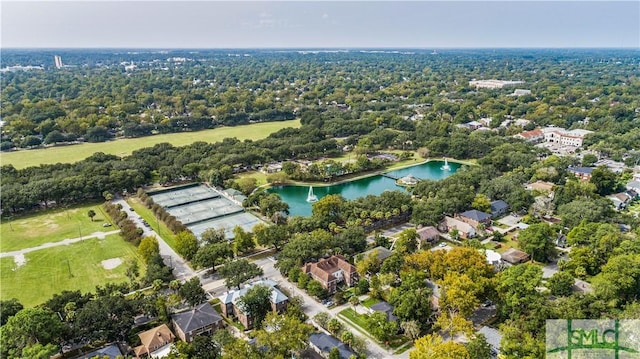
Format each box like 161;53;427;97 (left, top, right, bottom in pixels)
0;202;113;252
0;234;144;307
1;120;301;169
126;197;179;251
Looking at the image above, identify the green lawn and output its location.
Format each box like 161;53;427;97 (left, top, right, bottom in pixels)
126;197;179;251
0;234;144;307
361;297;379;308
339;308;371;333
238;171;269;187
1;120;301;169
0;202;113;252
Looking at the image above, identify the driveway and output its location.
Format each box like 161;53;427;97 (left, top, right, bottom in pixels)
114;197;196;281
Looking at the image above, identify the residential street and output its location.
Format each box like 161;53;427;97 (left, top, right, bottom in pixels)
114;197;196;281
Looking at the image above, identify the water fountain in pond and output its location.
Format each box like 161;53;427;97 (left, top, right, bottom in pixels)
441;158;451;171
306;186;318;203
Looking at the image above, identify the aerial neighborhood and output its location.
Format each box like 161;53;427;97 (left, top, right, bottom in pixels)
1;46;639;359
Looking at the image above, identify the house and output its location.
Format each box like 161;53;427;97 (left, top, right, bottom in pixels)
369;301;397;322
490;200;509;218
302;255;358;295
500;248;529;265
134;324;175;358
309;333;357;359
567;166;595;180
262;163;283;174
360;246;393;263
512;89;532;96
75;343;123;359
525;181;555;193
608;192;632;211
438;216;476;239
171;302;224;342
514;129;544;143
457;210;492;229
223;188;247;205
416;226;440;246
397;174;420;186
627;180;640;194
478;326;502;358
218;279;288;329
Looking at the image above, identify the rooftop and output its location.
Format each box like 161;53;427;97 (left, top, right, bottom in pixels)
309;333;356;359
459;209;492;222
171;302;223;334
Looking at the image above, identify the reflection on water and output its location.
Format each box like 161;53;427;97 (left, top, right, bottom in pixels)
268;160;461;217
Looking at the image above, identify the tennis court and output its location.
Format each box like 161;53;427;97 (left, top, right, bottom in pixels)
189;212;264;239
149;184;264;239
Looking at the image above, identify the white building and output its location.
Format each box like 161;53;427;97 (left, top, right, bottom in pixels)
542;127;593;147
469;79;525;89
54;55;63;69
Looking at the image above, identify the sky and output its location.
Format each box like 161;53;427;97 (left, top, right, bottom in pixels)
1;1;639;48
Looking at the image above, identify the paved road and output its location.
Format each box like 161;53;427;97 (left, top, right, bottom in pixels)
0;229;121;258
114;197;196;282
247;256;406;359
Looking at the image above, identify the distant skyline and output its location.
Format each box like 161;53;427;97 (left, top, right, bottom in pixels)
2;1;639;49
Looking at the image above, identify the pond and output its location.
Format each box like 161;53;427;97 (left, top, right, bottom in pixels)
268;159;461;216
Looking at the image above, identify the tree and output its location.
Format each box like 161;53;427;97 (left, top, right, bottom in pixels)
138;236;160;263
329;347;341;359
0;307;64;358
235;177;258;195
327;318;343;335
233;226;256;255
466;334;492;359
179;277;206;306
200;228;227;245
365;311;397;343
87;209;96;222
20;343;58;359
589;166;618;195
194;243;233;273
253;223;288;251
401;320;422;340
547;271;575;297
395;228;418;254
356;250;382;276
497;264;544;320
312;194;345;226
517;223;557;263
313;312;330;329
175;231;199;261
0;298;23;326
306;280;328;299
74;293;136;342
581;153;598;167
410;333;470;359
236;284;273;329
219;259;263;289
254;312;313;358
592;254;640;306
471;194;492;213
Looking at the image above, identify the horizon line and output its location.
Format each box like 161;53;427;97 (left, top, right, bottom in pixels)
3;46;639;50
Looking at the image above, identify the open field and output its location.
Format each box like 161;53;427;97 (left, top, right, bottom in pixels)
1;120;301;169
0;202;112;252
0;234;144;307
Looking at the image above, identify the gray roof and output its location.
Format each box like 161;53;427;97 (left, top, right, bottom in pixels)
362;246;393;262
76;344;122;359
568;166;595;175
309;333;356;359
460;210;492;222
478;326;502;352
490;200;509;212
370;301;397;322
171;302;223;334
627;180;640;189
218;279;288;310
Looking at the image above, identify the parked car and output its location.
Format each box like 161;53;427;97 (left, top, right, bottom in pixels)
102;223;112;227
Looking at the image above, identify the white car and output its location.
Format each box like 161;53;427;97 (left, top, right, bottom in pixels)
438;242;447;247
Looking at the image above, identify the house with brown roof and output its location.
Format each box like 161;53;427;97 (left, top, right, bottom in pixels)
514;129;544;143
171;302;224;343
500;248;530;265
438;216;475;239
134;324;175;358
416;226;440;247
302;255;358;294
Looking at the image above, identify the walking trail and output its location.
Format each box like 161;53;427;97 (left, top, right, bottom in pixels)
0;230;121;258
